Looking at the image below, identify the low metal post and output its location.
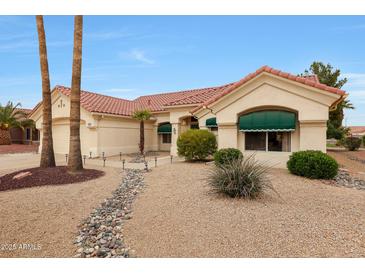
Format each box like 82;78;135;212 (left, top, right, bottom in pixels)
103;157;106;167
122;159;125;170
144;161;148;171
154;156;157;167
89;151;92;159
102;152;105;159
170;155;173;163
119;152;122;161
65;154;68;163
83;155;86;165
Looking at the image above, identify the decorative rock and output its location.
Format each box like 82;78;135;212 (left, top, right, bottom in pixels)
330;170;365;191
12;171;32;180
74;169;144;258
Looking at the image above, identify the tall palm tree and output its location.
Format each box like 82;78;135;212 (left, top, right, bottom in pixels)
36;15;56;168
0;102;33;145
132;110;152;155
68;15;83;172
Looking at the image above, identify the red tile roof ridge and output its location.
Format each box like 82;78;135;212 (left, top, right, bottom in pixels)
55;85;134;103
191;65;346;113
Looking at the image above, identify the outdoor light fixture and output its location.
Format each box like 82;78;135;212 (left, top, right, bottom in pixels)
154;156;157;167
89;151;92;159
170;155;173;163
144;161;148;171
122;159;125;170
119;152;122;161
83;155;86;165
65;154;68;163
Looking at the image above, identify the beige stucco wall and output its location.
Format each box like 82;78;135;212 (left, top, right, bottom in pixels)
32;91;97;156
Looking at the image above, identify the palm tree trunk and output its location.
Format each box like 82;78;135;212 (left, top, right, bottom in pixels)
36;15;56;168
140;120;144;155
68;15;83;172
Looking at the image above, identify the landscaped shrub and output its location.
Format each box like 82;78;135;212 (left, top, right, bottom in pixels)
214;148;243;166
208;155;274;198
287;150;338;179
363;136;365;147
344;137;362;151
177;129;217;161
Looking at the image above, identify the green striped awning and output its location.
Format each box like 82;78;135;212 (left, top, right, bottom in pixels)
239;111;296;132
205;117;217;128
158;123;172;134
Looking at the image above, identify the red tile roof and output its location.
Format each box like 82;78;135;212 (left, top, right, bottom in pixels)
30;66;346;118
56;86;138;116
349;126;365;134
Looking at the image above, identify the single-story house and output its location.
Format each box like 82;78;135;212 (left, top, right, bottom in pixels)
29;66;346;166
349;126;365;138
10;108;40;145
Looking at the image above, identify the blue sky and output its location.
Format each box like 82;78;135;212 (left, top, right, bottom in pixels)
0;15;364;125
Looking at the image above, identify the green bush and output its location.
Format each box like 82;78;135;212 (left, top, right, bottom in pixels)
287;150;338;179
214;148;243;166
208;155;274;198
344;137;362;151
363;136;365;147
177;129;217;161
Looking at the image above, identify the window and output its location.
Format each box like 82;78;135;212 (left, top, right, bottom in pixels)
245;132;266;151
162;134;172;144
245;132;291;152
26;128;31;140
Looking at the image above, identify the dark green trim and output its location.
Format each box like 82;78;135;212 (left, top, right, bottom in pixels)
205;117;217;128
157;123;172;134
239;110;296;131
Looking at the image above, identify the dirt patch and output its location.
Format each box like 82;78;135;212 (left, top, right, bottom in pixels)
0;166;105;192
328;150;365;180
124;162;365;257
0;166;122;258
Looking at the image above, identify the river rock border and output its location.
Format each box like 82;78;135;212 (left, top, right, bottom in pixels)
325;169;365;191
74;169;145;258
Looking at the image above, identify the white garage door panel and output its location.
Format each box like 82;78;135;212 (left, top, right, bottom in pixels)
52;124;70;155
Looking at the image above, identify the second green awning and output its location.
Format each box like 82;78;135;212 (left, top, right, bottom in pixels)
158;123;172;134
239;111;296;132
205;117;217;128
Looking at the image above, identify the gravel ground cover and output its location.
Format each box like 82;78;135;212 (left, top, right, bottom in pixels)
103;151;170;163
124;162;365;257
0;166;104;192
0;166;122;258
74;169;144;258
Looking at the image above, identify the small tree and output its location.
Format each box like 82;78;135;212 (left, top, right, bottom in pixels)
0;102;33;145
302;62;354;136
344;137;362;151
132;109;152;155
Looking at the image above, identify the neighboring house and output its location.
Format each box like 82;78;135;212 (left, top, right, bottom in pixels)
10;108;40;144
29;66;346;164
349;126;365;138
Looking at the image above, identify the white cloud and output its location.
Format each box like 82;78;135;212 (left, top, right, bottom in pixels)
119;49;155;65
104;88;135;93
343;73;365;89
85;30;132;41
332;24;365;31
